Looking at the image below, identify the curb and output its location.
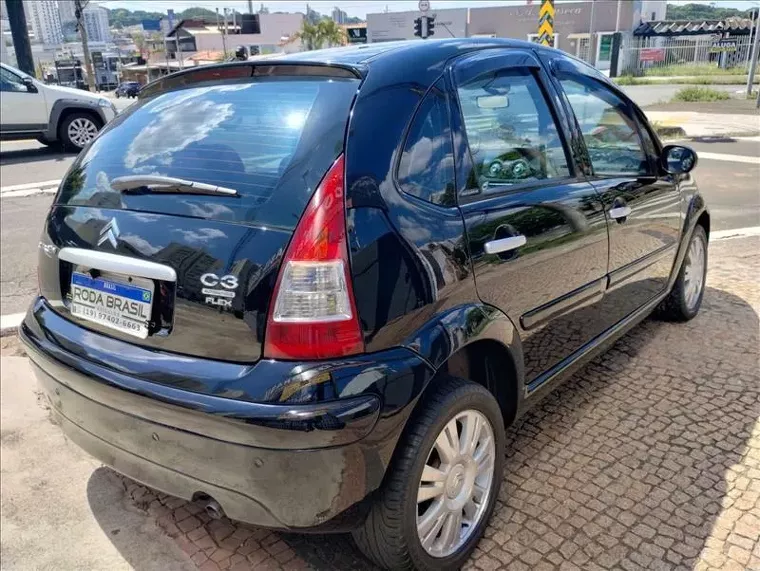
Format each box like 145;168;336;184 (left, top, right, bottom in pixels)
0;314;24;338
653;126;760;140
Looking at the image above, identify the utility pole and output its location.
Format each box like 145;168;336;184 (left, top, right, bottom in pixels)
5;0;35;75
748;12;760;97
589;0;597;65
74;0;96;91
248;0;254;14
221;8;229;58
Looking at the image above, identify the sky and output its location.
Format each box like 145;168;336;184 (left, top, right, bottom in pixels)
99;0;760;19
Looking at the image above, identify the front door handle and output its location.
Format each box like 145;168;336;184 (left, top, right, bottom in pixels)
609;206;632;221
484;235;527;255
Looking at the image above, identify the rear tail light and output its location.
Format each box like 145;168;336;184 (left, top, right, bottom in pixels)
264;155;364;360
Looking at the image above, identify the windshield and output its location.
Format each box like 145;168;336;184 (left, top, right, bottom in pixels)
56;76;359;228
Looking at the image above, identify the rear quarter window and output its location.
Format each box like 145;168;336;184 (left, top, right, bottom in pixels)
396;79;456;207
57;76;359;228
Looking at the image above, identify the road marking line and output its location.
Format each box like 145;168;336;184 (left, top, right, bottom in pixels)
0;179;61;194
698;152;760;165
0;313;25;335
711;226;760;240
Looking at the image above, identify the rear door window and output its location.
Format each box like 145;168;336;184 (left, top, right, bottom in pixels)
456;68;570;194
56;75;359;228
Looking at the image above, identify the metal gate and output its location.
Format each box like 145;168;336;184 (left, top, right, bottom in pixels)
619;34;754;76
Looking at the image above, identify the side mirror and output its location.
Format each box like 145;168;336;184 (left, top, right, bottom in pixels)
661;144;697;175
22;77;38;93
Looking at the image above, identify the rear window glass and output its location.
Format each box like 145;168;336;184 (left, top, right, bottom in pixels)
57;76;358;228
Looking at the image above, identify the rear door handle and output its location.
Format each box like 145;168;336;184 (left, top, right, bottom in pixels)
609;206;632;220
484;235;527;255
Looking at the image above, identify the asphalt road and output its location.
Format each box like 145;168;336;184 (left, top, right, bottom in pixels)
0;135;757;317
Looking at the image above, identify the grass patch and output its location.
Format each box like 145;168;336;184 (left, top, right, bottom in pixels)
672;86;731;102
615;75;757;86
642;63;748;77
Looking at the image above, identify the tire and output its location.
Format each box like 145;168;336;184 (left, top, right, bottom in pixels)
353;375;505;571
658;224;708;321
59;112;101;151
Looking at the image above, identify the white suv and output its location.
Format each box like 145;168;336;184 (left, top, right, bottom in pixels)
0;62;117;151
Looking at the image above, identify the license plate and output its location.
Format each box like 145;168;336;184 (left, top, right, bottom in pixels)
70;272;153;339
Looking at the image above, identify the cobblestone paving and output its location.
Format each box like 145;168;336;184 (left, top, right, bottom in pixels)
113;237;760;570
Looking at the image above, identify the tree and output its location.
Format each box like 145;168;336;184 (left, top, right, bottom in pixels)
74;0;96;91
133;31;146;57
290;20;321;50
665;3;754;20
318;20;346;47
288;19;347;51
179;7;218;22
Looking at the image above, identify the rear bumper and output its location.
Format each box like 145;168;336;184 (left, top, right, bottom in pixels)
21;298;434;531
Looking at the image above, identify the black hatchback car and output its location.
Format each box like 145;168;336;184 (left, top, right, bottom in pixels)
21;39;708;570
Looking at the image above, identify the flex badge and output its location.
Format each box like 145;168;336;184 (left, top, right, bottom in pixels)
201;273;238;308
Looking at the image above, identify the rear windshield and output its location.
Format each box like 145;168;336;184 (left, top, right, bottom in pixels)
57;76;359;228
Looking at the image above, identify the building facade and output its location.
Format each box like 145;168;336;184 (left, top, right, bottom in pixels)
57;0;76;24
367;8;468;43
165;12;304;63
82;4;110;43
332;7;347;25
25;0;64;45
367;1;667;71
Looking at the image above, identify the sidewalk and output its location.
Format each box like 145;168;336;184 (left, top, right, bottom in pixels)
0;356;194;571
645;111;760;138
644;99;760;138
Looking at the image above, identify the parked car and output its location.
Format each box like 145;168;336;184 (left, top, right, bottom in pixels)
0;62;117;150
115;81;141;98
20;39;708;571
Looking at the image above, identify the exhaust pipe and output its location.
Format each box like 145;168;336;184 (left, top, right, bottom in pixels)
204;498;225;520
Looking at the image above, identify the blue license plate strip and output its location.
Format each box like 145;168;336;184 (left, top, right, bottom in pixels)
72;272;152;303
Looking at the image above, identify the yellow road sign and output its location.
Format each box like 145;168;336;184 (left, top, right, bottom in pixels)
539;0;555;19
538;0;554;47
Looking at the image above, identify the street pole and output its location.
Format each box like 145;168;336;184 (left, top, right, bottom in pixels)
615;0;621;33
589;0;596;65
748;14;760;97
4;0;35;75
74;0;96;91
221;8;229;58
175;35;183;69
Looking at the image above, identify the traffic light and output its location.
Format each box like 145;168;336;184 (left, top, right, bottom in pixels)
413;17;423;38
426;16;435;37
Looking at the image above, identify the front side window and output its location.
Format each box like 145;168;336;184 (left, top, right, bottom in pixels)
0;67;28;92
559;76;650;176
397;79;456;206
456;68;570;194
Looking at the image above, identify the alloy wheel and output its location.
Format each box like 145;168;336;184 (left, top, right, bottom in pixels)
67;117;99;148
683;232;706;311
416;409;496;558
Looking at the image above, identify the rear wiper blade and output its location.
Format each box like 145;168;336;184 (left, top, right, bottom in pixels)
110;175;238;197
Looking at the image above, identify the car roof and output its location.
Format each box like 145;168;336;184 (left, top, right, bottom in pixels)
141;39;569;99
271;38;546;67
